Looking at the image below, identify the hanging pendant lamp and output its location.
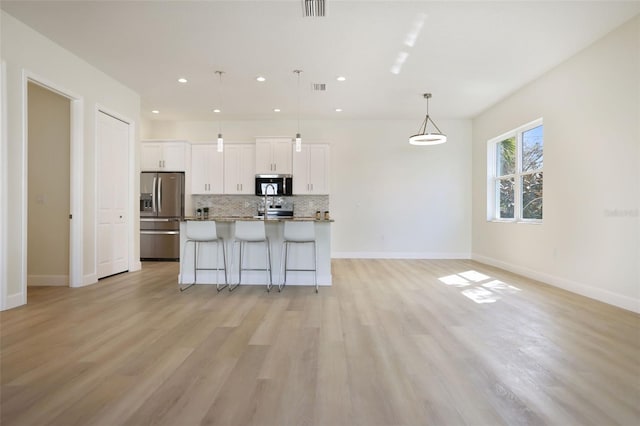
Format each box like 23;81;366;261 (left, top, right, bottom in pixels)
409;93;447;145
294;69;303;152
215;70;224;152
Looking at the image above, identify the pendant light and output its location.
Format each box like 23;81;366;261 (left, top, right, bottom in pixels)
294;69;303;152
215;70;224;152
409;93;447;145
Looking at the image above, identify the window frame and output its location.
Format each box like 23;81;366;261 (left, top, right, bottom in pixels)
487;118;543;223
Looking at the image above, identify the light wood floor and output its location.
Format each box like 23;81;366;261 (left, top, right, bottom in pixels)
1;259;638;426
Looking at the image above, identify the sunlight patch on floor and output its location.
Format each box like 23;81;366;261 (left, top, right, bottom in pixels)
439;270;521;304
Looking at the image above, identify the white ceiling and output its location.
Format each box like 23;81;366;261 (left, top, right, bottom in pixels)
2;1;639;122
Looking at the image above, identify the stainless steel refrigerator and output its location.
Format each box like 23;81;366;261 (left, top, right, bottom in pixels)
140;172;184;260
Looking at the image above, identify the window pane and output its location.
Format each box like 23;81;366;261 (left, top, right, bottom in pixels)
522;172;543;219
496;137;516;176
522;125;543;172
497;177;515;219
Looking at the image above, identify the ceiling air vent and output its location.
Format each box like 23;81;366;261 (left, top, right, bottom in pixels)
303;0;326;17
311;83;327;92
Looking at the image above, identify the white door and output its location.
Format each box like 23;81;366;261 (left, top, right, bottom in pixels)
97;111;129;278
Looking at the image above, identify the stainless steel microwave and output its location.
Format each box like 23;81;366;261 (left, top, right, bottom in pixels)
255;174;293;196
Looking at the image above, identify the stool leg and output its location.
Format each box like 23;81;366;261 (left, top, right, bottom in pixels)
283;241;290;292
216;238;229;291
180;240;197;292
217;239;228;292
228;240;239;292
278;241;286;292
230;240;243;292
313;241;318;293
266;239;273;292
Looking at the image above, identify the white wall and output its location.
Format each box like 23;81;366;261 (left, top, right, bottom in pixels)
1;11;141;310
143;118;473;258
471;16;640;312
27;82;70;284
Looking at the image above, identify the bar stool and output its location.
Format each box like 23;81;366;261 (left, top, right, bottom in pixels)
181;221;227;292
231;220;273;292
280;221;317;293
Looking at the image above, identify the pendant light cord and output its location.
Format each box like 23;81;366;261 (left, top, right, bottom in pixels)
216;71;223;134
295;70;302;135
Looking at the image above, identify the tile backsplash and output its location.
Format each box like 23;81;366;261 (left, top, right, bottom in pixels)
192;194;329;218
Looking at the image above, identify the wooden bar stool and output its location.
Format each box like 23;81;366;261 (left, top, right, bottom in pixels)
230;220;273;292
280;221;317;293
181;221;227;292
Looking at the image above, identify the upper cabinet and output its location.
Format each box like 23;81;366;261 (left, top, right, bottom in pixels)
293;144;330;195
224;144;256;194
191;144;224;195
255;137;292;175
141;141;187;171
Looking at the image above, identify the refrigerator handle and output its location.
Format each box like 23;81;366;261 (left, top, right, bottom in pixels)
158;177;163;213
152;176;157;213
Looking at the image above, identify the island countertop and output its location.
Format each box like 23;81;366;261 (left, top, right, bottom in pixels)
182;216;334;223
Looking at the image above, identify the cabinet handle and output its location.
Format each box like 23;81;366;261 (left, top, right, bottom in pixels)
158;160;161;168
311;183;314;191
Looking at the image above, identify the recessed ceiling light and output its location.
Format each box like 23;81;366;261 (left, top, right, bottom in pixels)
178;78;188;83
273;108;281;112
151;110;159;114
256;76;266;82
336;76;346;82
335;108;343;112
213;108;221;113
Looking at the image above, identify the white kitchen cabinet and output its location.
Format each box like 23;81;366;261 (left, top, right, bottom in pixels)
191;144;224;194
255;137;292;174
141;141;187;171
293;144;330;194
224;144;255;194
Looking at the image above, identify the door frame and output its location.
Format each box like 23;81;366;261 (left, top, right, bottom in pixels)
94;106;139;278
1;60;7;309
22;70;84;299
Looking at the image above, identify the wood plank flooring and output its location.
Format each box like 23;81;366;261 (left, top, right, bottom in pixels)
1;259;638;426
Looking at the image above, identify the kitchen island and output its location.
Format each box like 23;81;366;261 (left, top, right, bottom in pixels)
178;217;332;287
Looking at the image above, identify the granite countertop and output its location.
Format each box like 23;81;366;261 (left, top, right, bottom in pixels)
182;216;334;223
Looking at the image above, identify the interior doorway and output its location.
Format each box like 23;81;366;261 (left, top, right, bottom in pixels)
27;82;71;286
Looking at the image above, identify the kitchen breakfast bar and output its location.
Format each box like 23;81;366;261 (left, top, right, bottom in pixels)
178;217;332;288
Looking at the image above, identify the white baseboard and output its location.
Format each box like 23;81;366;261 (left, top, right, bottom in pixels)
3;292;25;310
331;251;470;260
27;275;69;286
130;261;142;272
472;253;640;313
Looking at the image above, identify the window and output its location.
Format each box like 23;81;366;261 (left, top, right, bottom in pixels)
488;119;543;222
